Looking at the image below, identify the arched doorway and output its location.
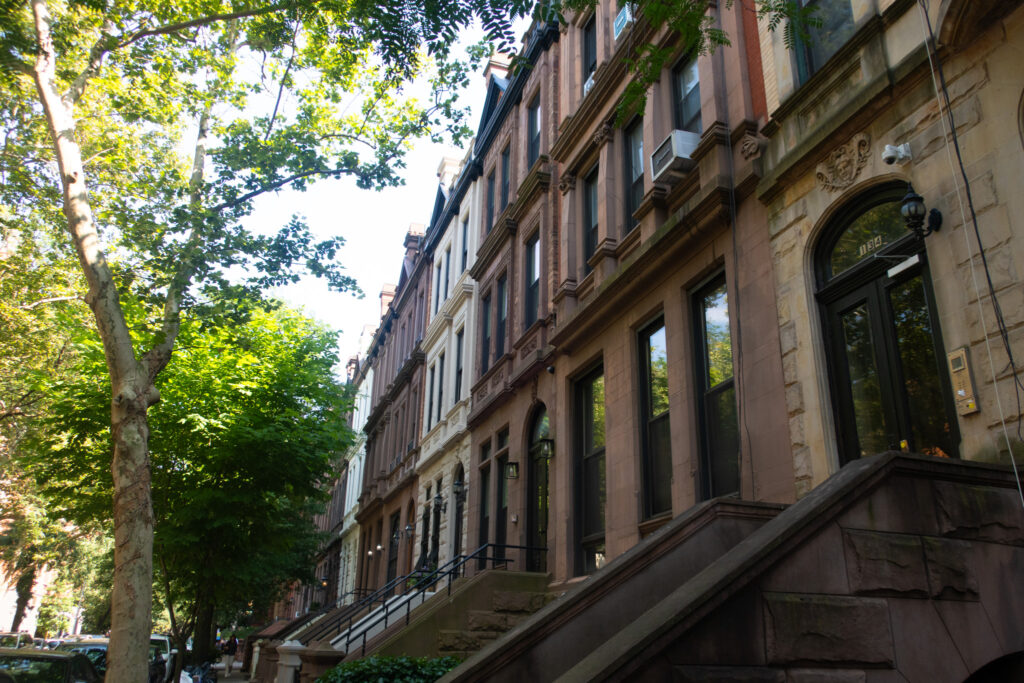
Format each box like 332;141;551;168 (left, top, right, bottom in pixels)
816;184;958;463
526;405;551;572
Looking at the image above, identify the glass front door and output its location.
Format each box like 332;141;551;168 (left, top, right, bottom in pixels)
819;189;957;463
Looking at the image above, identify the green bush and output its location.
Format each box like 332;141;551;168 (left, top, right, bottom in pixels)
317;655;461;682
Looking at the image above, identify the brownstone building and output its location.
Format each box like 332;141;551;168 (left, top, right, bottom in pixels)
275;1;1024;680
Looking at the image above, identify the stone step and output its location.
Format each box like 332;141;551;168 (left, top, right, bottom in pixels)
491;590;550;614
437;629;502;652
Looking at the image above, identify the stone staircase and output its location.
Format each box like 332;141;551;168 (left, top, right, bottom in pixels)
435;585;551;659
369;569;552;662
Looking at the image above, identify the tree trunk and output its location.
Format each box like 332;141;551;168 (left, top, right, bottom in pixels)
30;1;156;680
193;592;216;665
10;568;36;632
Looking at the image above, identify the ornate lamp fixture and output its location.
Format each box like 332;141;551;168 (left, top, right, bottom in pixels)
901;183;942;238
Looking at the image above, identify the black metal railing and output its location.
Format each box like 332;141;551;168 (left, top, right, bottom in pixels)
340;542;545;657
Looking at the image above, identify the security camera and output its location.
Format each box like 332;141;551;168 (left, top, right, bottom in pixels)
546;365;555;374
882;143;911;165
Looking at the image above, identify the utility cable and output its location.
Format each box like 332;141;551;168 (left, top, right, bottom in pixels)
917;0;1024;507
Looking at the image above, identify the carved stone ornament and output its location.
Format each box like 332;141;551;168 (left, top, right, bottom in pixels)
592;123;613;148
558;173;576;195
816;133;871;192
740;132;763;160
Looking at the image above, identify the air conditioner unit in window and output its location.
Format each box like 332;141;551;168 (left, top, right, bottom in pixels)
613;4;633;40
583;72;596;97
650;129;701;183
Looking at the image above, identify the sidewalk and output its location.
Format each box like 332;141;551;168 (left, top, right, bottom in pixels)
216;660;244;680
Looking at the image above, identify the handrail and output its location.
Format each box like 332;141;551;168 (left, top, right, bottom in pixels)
342;542;546;657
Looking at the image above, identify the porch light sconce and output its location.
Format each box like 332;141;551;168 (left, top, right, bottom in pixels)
320;577;329;589
404;523;415;538
539;438;555;459
452;479;468;501
367;550;373;557
434;492;447;514
505;462;520;479
375;543;383;552
901;182;941;239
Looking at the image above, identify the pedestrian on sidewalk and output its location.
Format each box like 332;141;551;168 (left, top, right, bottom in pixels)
221;632;237;677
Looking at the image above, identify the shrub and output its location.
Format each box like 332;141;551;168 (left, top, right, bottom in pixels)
317;655;462;682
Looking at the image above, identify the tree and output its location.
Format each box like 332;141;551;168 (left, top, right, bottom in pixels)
27;302;353;671
0;0;536;676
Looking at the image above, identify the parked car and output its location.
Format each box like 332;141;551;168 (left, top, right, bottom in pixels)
0;647;101;682
0;634;32;649
60;636;178;682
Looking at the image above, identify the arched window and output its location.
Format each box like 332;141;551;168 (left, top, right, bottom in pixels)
816;184;958;463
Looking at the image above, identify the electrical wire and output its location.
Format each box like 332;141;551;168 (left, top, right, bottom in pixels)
916;0;1024;507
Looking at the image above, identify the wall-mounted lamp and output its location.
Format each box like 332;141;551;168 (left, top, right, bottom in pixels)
404;523;415;538
452;479;468;500
539;438;555;459
367;550;373;557
433;491;447;514
319;577;329;589
376;543;383;552
901;183;942;239
505;462;520;479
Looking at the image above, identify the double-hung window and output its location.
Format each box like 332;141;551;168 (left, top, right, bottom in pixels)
524;233;540;328
461;219;469;271
527;97;541;168
481;293;492;374
486;170;496;231
436;351;445;424
500;146;511;211
427;364;435;431
495;275;507;357
582;167;599;271
673;57;702;134
582;17;597;94
434;262;443;313
443;248;450;301
625;118;644;227
793;0;856;86
639;317;671;516
454;329;464;401
694;273;739;498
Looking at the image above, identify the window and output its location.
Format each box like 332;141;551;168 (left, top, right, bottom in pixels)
524;232;540;328
625;118;644;227
501;145;511;210
437;351;445;423
639;317;671;517
418;485;431;569
793;0;856;86
481;293;492;374
435;263;443;314
582;16;597;92
576;366;606;574
478;464;490;568
455;328;464;401
694;274;739;498
495;452;508;560
673;56;701;134
496;275;507;357
461;219;469;272
582;167;599;271
527;96;541;168
427;364;435;430
497;427;509;450
486;170;496;231
443;248;451;301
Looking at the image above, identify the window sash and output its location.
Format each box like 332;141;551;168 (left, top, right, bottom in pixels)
501;147;510;209
527;98;541;167
496;276;507;356
625;120;644;223
487;171;496;230
583;18;597;79
481;294;491;374
673;58;702;134
525;234;540;327
583;168;599;268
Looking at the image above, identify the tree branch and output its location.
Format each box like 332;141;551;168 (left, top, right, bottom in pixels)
116;2;296;49
210;165;361;212
19;295;82;310
264;19;303;141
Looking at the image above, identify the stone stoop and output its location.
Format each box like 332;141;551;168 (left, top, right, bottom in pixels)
369;570;553;662
436;590;553;659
